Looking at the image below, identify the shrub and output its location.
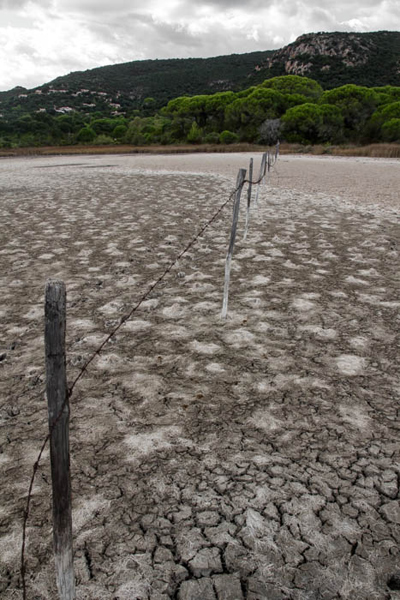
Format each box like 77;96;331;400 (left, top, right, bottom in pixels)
186;122;203;144
93;134;114;145
203;132;220;144
219;130;239;144
113;124;127;139
17;133;39;147
90;118;116;135
76;126;96;143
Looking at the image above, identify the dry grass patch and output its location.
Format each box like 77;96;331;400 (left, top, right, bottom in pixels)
1;142;399;159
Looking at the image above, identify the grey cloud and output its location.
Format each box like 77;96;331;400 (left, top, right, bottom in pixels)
62;0;147;14
299;0;386;12
146;21;203;50
0;0;29;7
0;0;52;7
308;7;336;27
111;16;280;59
94;13;204;55
14;42;37;56
200;0;274;7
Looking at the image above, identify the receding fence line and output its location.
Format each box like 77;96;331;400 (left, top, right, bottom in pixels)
221;168;247;319
21;168;258;600
222;144;280;318
20;151;278;599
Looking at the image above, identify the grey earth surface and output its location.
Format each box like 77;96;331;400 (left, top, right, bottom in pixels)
0;153;399;599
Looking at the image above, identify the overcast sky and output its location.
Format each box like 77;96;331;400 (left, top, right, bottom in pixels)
0;0;399;91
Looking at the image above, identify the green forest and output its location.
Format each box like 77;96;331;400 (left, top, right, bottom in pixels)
1;75;400;149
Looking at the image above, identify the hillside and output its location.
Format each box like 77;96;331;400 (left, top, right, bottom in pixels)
259;31;400;88
0;51;274;118
0;31;399;120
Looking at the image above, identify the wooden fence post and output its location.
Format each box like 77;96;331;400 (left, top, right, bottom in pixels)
275;140;280;163
221;168;246;319
266;151;271;183
45;280;75;600
243;158;253;241
254;153;266;207
263;151;269;183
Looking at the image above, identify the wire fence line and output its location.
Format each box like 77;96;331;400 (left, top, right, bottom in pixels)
19;150;278;599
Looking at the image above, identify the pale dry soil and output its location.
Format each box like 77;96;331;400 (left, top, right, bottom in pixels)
0;153;399;600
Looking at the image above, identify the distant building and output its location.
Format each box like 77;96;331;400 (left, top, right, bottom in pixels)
54;106;75;113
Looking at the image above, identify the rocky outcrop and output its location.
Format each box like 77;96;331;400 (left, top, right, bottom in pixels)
261;32;381;76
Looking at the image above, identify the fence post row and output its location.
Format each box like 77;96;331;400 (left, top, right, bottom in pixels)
23;148;283;597
221;168;247;319
45;280;76;600
222;147;279;317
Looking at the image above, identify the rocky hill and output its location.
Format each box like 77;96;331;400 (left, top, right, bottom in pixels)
258;31;400;88
0;31;399;118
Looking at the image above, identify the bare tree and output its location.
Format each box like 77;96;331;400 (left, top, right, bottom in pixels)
259;118;281;145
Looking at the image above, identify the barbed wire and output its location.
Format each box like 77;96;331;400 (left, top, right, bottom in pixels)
19;160;273;599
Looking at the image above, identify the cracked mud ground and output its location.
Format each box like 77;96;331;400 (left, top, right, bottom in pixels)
0;154;399;600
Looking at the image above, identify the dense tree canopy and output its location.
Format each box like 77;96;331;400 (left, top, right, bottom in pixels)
225;89;287;141
319;85;380;140
260;76;323;100
382;119;400;142
282;104;344;144
1;76;400;148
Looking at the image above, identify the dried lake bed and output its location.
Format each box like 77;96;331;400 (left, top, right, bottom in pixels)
0;152;399;599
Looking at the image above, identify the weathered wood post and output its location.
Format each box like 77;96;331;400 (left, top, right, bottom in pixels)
263;151;269;183
266;151;272;183
275;140;280;163
221;168;246;319
254;153;266;207
45;280;75;600
244;158;253;241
